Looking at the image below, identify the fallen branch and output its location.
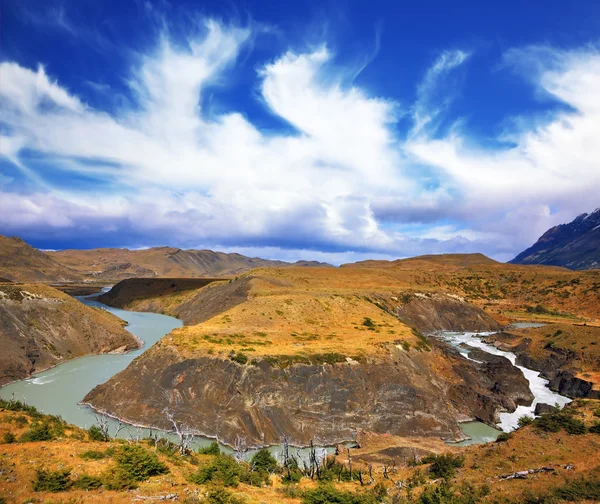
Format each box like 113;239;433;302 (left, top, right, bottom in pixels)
498;466;555;480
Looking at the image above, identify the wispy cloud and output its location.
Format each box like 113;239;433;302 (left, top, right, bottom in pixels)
411;49;471;136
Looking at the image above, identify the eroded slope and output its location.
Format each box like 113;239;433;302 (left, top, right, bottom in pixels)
0;283;140;385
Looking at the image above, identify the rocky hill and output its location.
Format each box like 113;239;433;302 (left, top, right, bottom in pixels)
48;246;333;280
510;208;600;270
0;235;83;283
0;282;140;385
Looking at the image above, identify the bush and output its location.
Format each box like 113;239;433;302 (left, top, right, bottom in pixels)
198;441;221;455
362;317;376;330
416;480;489;504
104;445;168;490
33;468;72;492
552;477;600;501
2;432;15;444
593;408;600;418
154;438;179;457
534;409;586;435
231;352;248;365
79;449;113;460
189;455;241;487
517;416;534;428
73;474;103;490
0;398;39;416
20;422;54;442
589;422;600;434
250;448;278;473
205;487;244;504
88;425;106;442
422;453;464;480
495;432;512;443
303;485;378;504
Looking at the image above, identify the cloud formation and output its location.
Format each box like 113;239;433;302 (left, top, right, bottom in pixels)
0;20;599;263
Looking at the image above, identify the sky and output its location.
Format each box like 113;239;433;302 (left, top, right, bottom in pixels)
1;0;599;264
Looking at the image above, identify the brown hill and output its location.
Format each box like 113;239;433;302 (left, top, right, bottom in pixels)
0;235;82;283
48;246;333;280
0;282;140;385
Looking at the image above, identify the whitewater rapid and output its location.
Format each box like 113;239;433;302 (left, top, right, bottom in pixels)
438;331;571;431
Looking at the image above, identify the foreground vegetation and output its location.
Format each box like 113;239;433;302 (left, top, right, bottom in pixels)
1;398;600;503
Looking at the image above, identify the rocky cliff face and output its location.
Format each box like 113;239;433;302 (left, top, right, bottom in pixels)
84;337;531;447
0;283;140;385
510;208;600;270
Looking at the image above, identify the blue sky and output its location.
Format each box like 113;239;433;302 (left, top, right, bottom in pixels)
1;0;599;263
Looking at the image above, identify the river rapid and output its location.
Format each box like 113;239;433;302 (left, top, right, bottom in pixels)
438;329;571;433
1;294;571;447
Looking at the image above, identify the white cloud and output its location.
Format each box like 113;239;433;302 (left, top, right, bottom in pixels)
0;23;599;260
412;49;470;135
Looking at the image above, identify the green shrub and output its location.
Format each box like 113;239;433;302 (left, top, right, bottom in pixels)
593;408;600;418
104;445;168;490
281;469;302;484
415;480;489;504
0;398;39;416
495;432;512;443
2;432;15;444
88;425;106;442
362;317;376;329
250;448;278;473
33;468;72;492
198;441;221;455
154;438;179;457
13;415;28;427
533;409;586;434
189;455;241;487
231;352;248;365
73;474;103;490
552;477;600;501
422;453;464;480
517;416;534;428
205;487;244;504
589;422;600;434
20;422;54;442
79;449;112;460
303;485;378;504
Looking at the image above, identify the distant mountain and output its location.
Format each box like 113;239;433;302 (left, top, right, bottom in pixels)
510;208;600;270
0;236;83;283
48;245;333;280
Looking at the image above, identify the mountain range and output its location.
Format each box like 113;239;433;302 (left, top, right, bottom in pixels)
0;235;332;283
511;208;600;270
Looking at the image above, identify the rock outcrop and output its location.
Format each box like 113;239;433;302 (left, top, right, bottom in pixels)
548;371;599;399
84;338;531;447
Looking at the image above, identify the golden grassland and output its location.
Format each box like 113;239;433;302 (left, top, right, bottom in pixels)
166;292;418;359
1;399;599;503
144;257;600;364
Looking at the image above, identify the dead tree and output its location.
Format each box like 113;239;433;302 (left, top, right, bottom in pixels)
165;410;194;455
94;413;111;442
281;435;292;479
232;434;248;462
347;447;353;481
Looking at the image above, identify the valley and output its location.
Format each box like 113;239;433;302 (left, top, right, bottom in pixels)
1;238;599;503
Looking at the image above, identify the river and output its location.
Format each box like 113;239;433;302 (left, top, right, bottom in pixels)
438;330;571;433
0;295;570;447
0;293;195;445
